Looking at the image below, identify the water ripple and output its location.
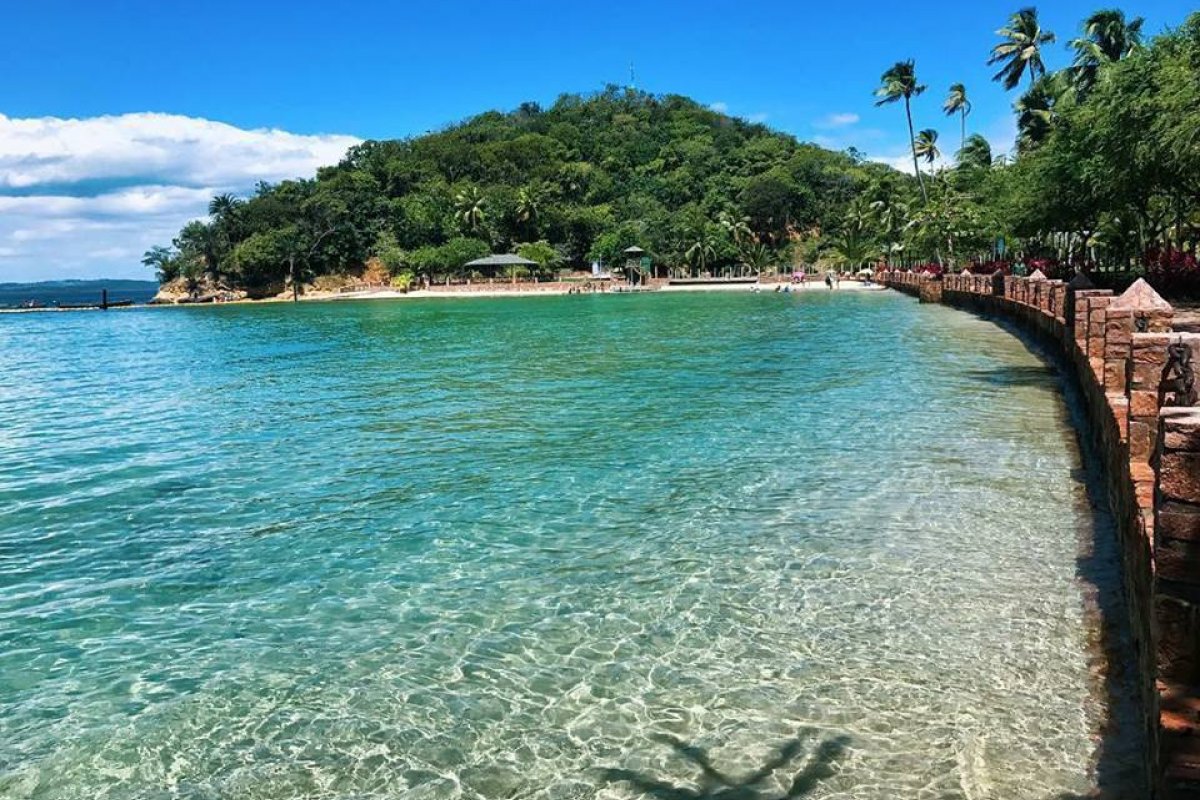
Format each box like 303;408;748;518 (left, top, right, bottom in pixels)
0;293;1132;798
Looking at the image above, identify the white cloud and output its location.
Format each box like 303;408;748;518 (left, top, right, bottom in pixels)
747;112;769;124
0;112;360;190
0;112;361;281
871;152;919;174
708;101;729;114
868;149;951;176
814;112;860;129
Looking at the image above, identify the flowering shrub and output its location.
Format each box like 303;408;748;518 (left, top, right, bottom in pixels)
1144;248;1200;299
963;260;1011;275
912;263;945;276
1026;258;1066;279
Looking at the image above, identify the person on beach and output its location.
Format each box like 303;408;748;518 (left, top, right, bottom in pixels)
825;273;833;290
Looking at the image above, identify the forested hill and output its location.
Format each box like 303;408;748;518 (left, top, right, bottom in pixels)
147;88;906;293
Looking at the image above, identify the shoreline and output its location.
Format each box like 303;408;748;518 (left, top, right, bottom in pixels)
0;280;885;313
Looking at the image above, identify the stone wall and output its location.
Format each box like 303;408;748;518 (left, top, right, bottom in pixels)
880;269;1200;798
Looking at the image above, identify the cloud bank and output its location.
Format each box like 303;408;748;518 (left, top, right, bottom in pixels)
0;113;361;281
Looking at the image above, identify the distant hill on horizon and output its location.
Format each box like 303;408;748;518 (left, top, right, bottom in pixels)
0;279;159;308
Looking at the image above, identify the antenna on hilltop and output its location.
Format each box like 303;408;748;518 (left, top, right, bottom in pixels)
629;62;636;90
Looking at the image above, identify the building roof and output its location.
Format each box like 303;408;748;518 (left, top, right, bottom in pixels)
622;246;646;255
464;254;538;267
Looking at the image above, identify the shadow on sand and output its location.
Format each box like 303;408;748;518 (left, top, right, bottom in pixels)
600;731;850;800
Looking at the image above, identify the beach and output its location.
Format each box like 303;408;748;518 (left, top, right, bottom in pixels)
0;278;886;312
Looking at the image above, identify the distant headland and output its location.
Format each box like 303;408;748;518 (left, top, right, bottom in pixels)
0;280;159;310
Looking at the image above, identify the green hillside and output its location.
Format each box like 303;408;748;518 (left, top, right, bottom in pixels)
146;88;906;293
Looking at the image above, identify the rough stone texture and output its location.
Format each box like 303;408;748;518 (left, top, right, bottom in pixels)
1158;599;1200;681
1159;537;1200;583
917;275;943;304
1157;454;1200;502
1163;409;1200;451
1161;502;1200;542
1113;278;1174;311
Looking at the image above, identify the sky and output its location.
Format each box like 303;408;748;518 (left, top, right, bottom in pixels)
0;0;1191;281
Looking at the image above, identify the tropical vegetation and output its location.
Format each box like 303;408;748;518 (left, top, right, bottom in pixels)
148;8;1200;298
147;91;897;297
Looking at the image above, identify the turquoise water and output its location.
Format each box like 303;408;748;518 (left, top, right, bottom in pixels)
0;292;1132;798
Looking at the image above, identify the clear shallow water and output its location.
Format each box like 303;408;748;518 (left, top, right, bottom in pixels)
0;292;1131;799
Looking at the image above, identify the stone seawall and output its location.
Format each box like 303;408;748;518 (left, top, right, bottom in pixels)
881;269;1200;798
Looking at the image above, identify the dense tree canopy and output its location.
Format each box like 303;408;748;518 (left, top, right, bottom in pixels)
861;8;1200;295
957;9;1200;290
150;89;900;294
150;9;1200;298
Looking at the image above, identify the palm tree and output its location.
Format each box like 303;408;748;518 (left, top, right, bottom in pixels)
738;242;772;276
914;129;940;166
1070;10;1144;95
942;84;971;152
843;195;873;234
718;210;753;247
685;230;716;276
956;134;993;171
141;245;178;282
515;185;541;228
875;60;929;202
870;195;909;268
1015;73;1066;150
831;233;874;272
454;186;486;232
989;7;1056;91
207;193;243;266
208;193;241;221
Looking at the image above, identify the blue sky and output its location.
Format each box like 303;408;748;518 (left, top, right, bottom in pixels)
0;0;1191;280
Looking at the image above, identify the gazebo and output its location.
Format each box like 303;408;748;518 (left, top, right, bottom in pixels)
464;253;539;283
621;246;652;284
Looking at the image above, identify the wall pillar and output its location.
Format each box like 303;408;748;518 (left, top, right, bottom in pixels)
918;275;943;304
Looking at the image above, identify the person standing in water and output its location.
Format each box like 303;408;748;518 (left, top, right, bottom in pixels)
825;272;833;290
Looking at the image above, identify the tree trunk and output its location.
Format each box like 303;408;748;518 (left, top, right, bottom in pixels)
906;98;928;202
290;255;298;302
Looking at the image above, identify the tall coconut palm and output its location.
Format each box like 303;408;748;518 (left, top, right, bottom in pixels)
514;185;541;238
875;60;929;202
207;193;243;263
956;134;994;171
942;84;971;152
454;186;486;233
989;7;1056;91
1015;73;1066;150
515;185;541;225
1070;9;1144;95
913;129;941;166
